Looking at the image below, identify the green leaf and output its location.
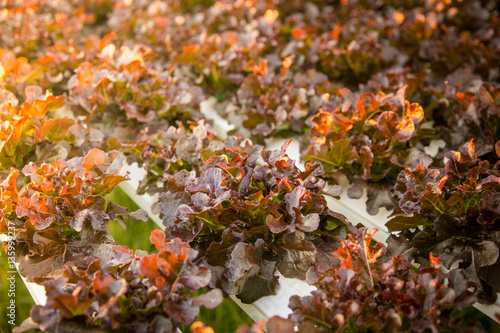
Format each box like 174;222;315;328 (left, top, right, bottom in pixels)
386;214;430;232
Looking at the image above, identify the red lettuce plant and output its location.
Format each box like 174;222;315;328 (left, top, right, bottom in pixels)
288;228;484;332
0;0;101;59
303;87;428;215
227;56;313;141
387;140;500;302
67;46;205;142
443;81;500;157
0;85;108;172
0;148;147;281
159;138;347;303
0;86;74;169
14;230;222;333
161;0;280;93
0;33;123;97
110;120;219;196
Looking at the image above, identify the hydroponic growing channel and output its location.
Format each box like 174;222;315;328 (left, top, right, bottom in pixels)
1;0;500;332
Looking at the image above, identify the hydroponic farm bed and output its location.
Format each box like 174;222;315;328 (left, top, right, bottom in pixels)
1;0;500;332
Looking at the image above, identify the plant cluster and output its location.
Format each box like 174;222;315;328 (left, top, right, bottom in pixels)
14;230;222;333
303;86;427;214
290;228;485;333
2;40;205;143
0;87;70;169
387;140;500;303
159;138;348;303
0;149;221;332
0;0;102;59
238;228;486;333
104;0;499;139
1;0;500;331
110;120;219;196
67;44;205;142
439;80;500;157
0;148;146;279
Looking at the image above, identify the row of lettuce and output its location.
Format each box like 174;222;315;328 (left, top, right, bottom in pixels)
1;92;498;332
0;0;499;332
